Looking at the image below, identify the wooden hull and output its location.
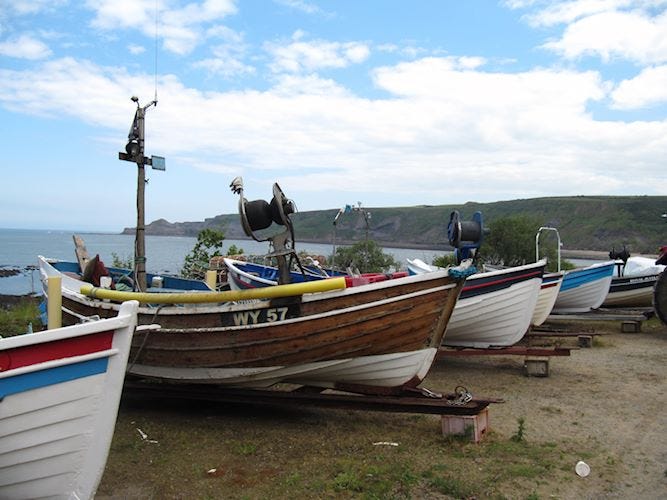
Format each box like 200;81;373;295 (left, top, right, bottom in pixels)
443;261;545;348
552;262;614;313
531;272;564;326
39;257;463;393
0;301;137;500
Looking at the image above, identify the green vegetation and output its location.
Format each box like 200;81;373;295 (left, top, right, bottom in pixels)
111;252;133;269
99;403;612;499
181;228;226;279
479;214;575;271
432;253;458;268
511;417;527;442
332;239;399;273
0;298;41;337
141;195;667;254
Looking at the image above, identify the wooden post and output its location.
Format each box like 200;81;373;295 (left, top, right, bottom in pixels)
119;97;158;293
47;276;62;329
135;161;147;292
206;270;217;290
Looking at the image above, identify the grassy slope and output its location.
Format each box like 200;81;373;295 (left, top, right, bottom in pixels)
138;195;667;254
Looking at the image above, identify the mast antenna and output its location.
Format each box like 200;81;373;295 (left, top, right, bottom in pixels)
153;0;159;104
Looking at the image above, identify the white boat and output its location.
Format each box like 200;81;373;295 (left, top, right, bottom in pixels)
552;261;615;313
407;259;545;348
535;226;614;314
0;301;139;500
603;256;664;307
531;271;564;326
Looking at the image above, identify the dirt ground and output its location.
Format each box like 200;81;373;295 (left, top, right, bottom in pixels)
428;318;667;499
94;316;667;499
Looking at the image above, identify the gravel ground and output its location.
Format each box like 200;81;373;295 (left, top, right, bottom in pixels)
428;318;667;499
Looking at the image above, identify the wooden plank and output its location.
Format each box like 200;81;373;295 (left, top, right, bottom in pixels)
72;234;90;272
437;346;571;358
122;381;502;416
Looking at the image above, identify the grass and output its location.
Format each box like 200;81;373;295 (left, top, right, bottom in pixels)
98;397;616;499
0;297;41;336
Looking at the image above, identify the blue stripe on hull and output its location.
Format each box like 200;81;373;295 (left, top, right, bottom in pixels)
561;264;614;292
0;358;108;398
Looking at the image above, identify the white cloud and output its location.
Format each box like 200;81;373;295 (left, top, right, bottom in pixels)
521;0;635;27
0;34;52;59
0;55;665;213
86;0;237;55
611;64;667;108
128;44;146;55
192;25;254;77
542;9;667;63
274;0;322;15
1;0;68;16
266;32;370;73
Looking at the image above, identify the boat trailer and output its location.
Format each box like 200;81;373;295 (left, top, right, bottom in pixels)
122;380;502;442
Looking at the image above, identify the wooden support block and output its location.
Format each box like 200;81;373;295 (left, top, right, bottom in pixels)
524;356;549;377
441;408;489;443
578;335;593;348
621;321;641;333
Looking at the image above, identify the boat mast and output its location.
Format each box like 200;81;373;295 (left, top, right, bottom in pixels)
119;96;163;292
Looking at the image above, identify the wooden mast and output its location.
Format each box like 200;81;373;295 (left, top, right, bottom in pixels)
119;96;158;292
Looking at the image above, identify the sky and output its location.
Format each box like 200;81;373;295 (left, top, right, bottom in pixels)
1;0;666;232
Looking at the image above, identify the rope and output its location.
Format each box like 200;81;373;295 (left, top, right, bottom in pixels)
127;304;165;373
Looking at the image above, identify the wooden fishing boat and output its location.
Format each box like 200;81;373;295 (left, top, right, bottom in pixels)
0;301;138;500
39;255;465;394
38;179;480;395
407;259;546;348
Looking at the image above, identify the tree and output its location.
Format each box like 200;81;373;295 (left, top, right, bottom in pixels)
480;215;572;271
480;214;542;267
181;228;226;279
332;240;399;273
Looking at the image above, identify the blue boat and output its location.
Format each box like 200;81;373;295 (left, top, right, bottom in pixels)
552;261;615;313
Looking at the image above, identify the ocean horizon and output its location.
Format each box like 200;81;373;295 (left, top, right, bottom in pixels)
0;228;446;296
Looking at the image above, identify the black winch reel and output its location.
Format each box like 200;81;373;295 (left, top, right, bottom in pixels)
230;177;301;284
447;210;486;264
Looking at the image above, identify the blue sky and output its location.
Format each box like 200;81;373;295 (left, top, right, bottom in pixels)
1;0;666;232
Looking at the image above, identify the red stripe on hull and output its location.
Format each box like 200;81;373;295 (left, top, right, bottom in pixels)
0;331;113;372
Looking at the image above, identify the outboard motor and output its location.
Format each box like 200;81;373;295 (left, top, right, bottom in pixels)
609;246;630;264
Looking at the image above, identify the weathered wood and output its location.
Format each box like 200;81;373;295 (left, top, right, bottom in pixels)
72;234;90;271
437;346;571;358
122;381;501;416
56;270;464;394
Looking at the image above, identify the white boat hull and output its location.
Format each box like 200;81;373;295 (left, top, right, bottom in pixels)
552;262;614;314
444;276;542;348
531;272;564;326
603;274;660;307
130;347;437;389
0;301;138;500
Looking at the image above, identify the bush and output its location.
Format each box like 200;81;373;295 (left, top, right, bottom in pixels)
332;240;399;273
181;228;226;280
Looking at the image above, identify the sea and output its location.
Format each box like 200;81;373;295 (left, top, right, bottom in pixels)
0;228;446;296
